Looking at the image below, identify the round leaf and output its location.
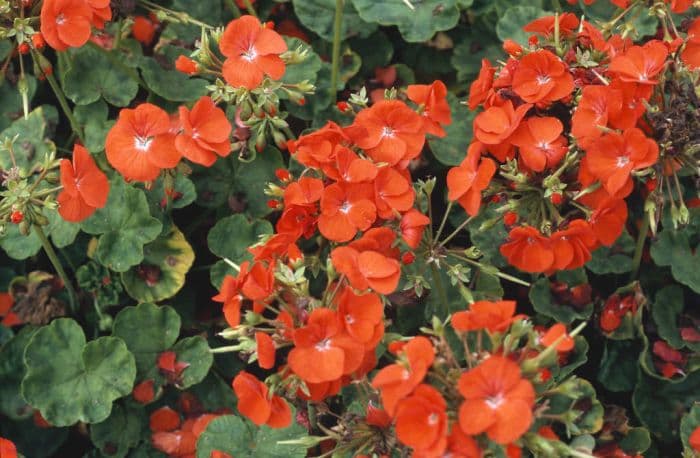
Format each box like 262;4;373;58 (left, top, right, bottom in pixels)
496;6;549;45
529;277;593;324
171;336;213;389
428;92;474;166
112;303;181;378
81;178;163;272
22;318;136;426
90;404;145;458
0;326;38;419
292;0;375;42
351;0;460;43
122;229;195;303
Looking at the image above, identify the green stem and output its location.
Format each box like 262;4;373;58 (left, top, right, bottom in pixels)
438;215;475;248
430;264;449;318
329;0;344;101
34;224;79;313
223;0;242;17
448;253;531;287
241;0;257;17
33;51;85;144
630;215;650;280
434;200;453;243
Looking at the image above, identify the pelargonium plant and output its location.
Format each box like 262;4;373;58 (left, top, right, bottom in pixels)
0;0;698;457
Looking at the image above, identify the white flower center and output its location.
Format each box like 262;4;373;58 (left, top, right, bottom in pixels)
56;14;66;25
536;75;551;85
242;46;258;62
134;136;153;152
315;339;332;352
339;202;351;214
427;413;439;426
381;127;395;138
486;393;504;409
616;156;630;168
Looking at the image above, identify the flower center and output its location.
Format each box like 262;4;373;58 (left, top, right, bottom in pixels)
536;74;551;85
339;202;351;214
315;339;332;352
485;393;505;409
345;314;355;324
427;413;439;426
56;14;66;25
134;136;153;152
616;156;630;168
401;369;410;380
381;126;395;138
242;46;258;62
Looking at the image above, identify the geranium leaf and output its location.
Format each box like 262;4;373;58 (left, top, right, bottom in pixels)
293;0;375;42
529;277;594;324
0;326;37;420
121;229;195;303
90;403;145;458
428;92;475;166
171;336;213;389
351;0;459;43
81;178;163;272
21;318;136;426
496;6;549;45
650;228;700;294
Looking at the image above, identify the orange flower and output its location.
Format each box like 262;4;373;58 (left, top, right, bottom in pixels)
232;371;291;428
473;100;531;161
571;86;623;146
241;261;275;309
550;220;597;270
132;379;155;404
132;16;155;45
372;336;435;415
458;356;535;444
176;96;232;166
540;323;575;352
374;167;415;220
219;15;287;90
586;195;628;247
175;55;199;75
348;226;400;260
510;116;567;172
394;385;448;456
447;142;496;216
585;128;658;197
288;121;349;170
283;177;324;207
255;331;275;369
608;41;668;85
337;287;384;346
349;100;426;166
0;292;20;327
57;144;109;222
211;262;250;327
0;437;18;458
451;300;521;333
406;80;452;137
523;13;579;38
105;103;179;182
681;18;700;70
288;308;364;383
85;0;111;29
500;225;554;273
512;50;574;104
331;246;401;295
468;59;496;109
333;147;378;183
150;406;181;432
317;183;376;242
40;0;93;51
400;209;430;249
690;425;700;452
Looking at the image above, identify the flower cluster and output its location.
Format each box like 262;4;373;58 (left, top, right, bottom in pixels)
40;0;111;51
447;11;700;274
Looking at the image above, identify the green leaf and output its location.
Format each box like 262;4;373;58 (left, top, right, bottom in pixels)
496;6;549;45
0;222;42;260
233;148;286;217
164;0;222;42
651;286;687;350
45;207;80;249
1;416;68;458
0;75;37;132
207;214;273;287
196;414;308;458
451;31;503;82
21;318;136;426
122;229;195;303
586;230;635;274
138;55;208;102
81;178;163;272
292;0;375;42
171;336;213;389
351;0;460;43
650;228;700;294
529;277;593;324
0;105;57;169
428;92;474;166
63;46;139;106
547;377;603;435
112;303;181;379
598;339;641;392
281;38;322;86
619;427;651;455
74;100;114;153
90;403;145;458
580;1;658;39
349;30;394;73
632;369;700;443
680;404;700;453
0;326;38;419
